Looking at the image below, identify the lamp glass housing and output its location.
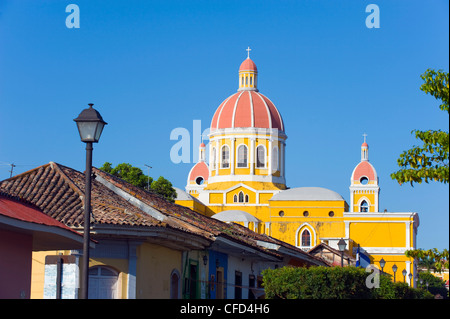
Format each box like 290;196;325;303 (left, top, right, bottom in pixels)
337;239;346;252
392;264;398;273
74;104;107;143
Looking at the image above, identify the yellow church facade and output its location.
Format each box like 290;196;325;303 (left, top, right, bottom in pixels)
176;50;419;285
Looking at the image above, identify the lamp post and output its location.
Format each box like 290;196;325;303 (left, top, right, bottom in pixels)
74;103;107;299
408;273;413;287
337;238;347;267
392;264;398;283
379;258;386;273
402;269;407;282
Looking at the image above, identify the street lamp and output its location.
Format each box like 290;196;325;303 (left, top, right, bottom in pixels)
74;103;107;299
402;269;407;282
337;238;346;267
408;273;413;286
392;264;398;283
379;258;386;273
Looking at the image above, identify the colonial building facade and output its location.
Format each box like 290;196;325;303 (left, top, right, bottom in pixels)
176;51;420;285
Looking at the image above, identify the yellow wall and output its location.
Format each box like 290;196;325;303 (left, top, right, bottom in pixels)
349;222;406;247
136;242;181;299
30;250;55;299
30;242;182;299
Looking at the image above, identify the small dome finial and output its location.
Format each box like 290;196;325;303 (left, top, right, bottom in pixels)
361;133;369;161
246;46;251;59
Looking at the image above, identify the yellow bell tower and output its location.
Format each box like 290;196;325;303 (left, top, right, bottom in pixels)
349;134;380;212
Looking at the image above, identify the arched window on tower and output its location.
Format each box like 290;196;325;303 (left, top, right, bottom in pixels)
233;194;238;203
221;145;229;168
256;145;265;168
237;145;248;168
360;200;369;212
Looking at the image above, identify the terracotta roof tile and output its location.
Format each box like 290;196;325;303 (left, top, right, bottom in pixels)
0;162;324;265
0;162;162;228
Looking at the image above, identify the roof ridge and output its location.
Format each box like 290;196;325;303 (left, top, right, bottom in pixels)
49;162;85;199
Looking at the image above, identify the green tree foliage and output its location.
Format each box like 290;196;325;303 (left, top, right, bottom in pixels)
416;271;448;298
262;266;433;299
405;248;449;273
391;69;449;185
151;176;177;203
99;162;176;202
100;162;151;189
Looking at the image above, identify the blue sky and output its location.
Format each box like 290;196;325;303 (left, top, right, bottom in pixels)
0;0;448;250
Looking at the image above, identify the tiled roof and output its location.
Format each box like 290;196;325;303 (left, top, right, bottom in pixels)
0;192;82;236
0;162;163;228
93;167;324;263
0;162;325;265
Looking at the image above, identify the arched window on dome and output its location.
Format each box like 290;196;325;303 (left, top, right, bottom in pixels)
256;145;266;168
221;145;230;168
360;200;369;212
272;146;279;172
237;145;248;168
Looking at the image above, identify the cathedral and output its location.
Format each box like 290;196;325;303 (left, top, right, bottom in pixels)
175;50;420;285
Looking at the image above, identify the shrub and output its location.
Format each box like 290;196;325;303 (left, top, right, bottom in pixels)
262;266;434;299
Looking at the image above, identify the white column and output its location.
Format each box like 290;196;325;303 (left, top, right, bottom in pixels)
405;221;411;249
265;222;271;235
231;137;235;175
215;139;220;175
350;190;354;212
405;261;412;286
250;137;255;175
345;221;350;238
268;139;273;176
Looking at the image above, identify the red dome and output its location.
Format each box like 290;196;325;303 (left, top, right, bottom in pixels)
351;161;377;181
239;58;257;72
210;91;284;131
188;161;209;183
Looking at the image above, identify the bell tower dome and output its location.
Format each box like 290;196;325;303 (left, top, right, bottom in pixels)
349;135;380;212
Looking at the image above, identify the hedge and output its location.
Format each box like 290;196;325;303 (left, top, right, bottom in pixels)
262;266;434;299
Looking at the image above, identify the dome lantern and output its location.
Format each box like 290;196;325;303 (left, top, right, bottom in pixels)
238;47;258;92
